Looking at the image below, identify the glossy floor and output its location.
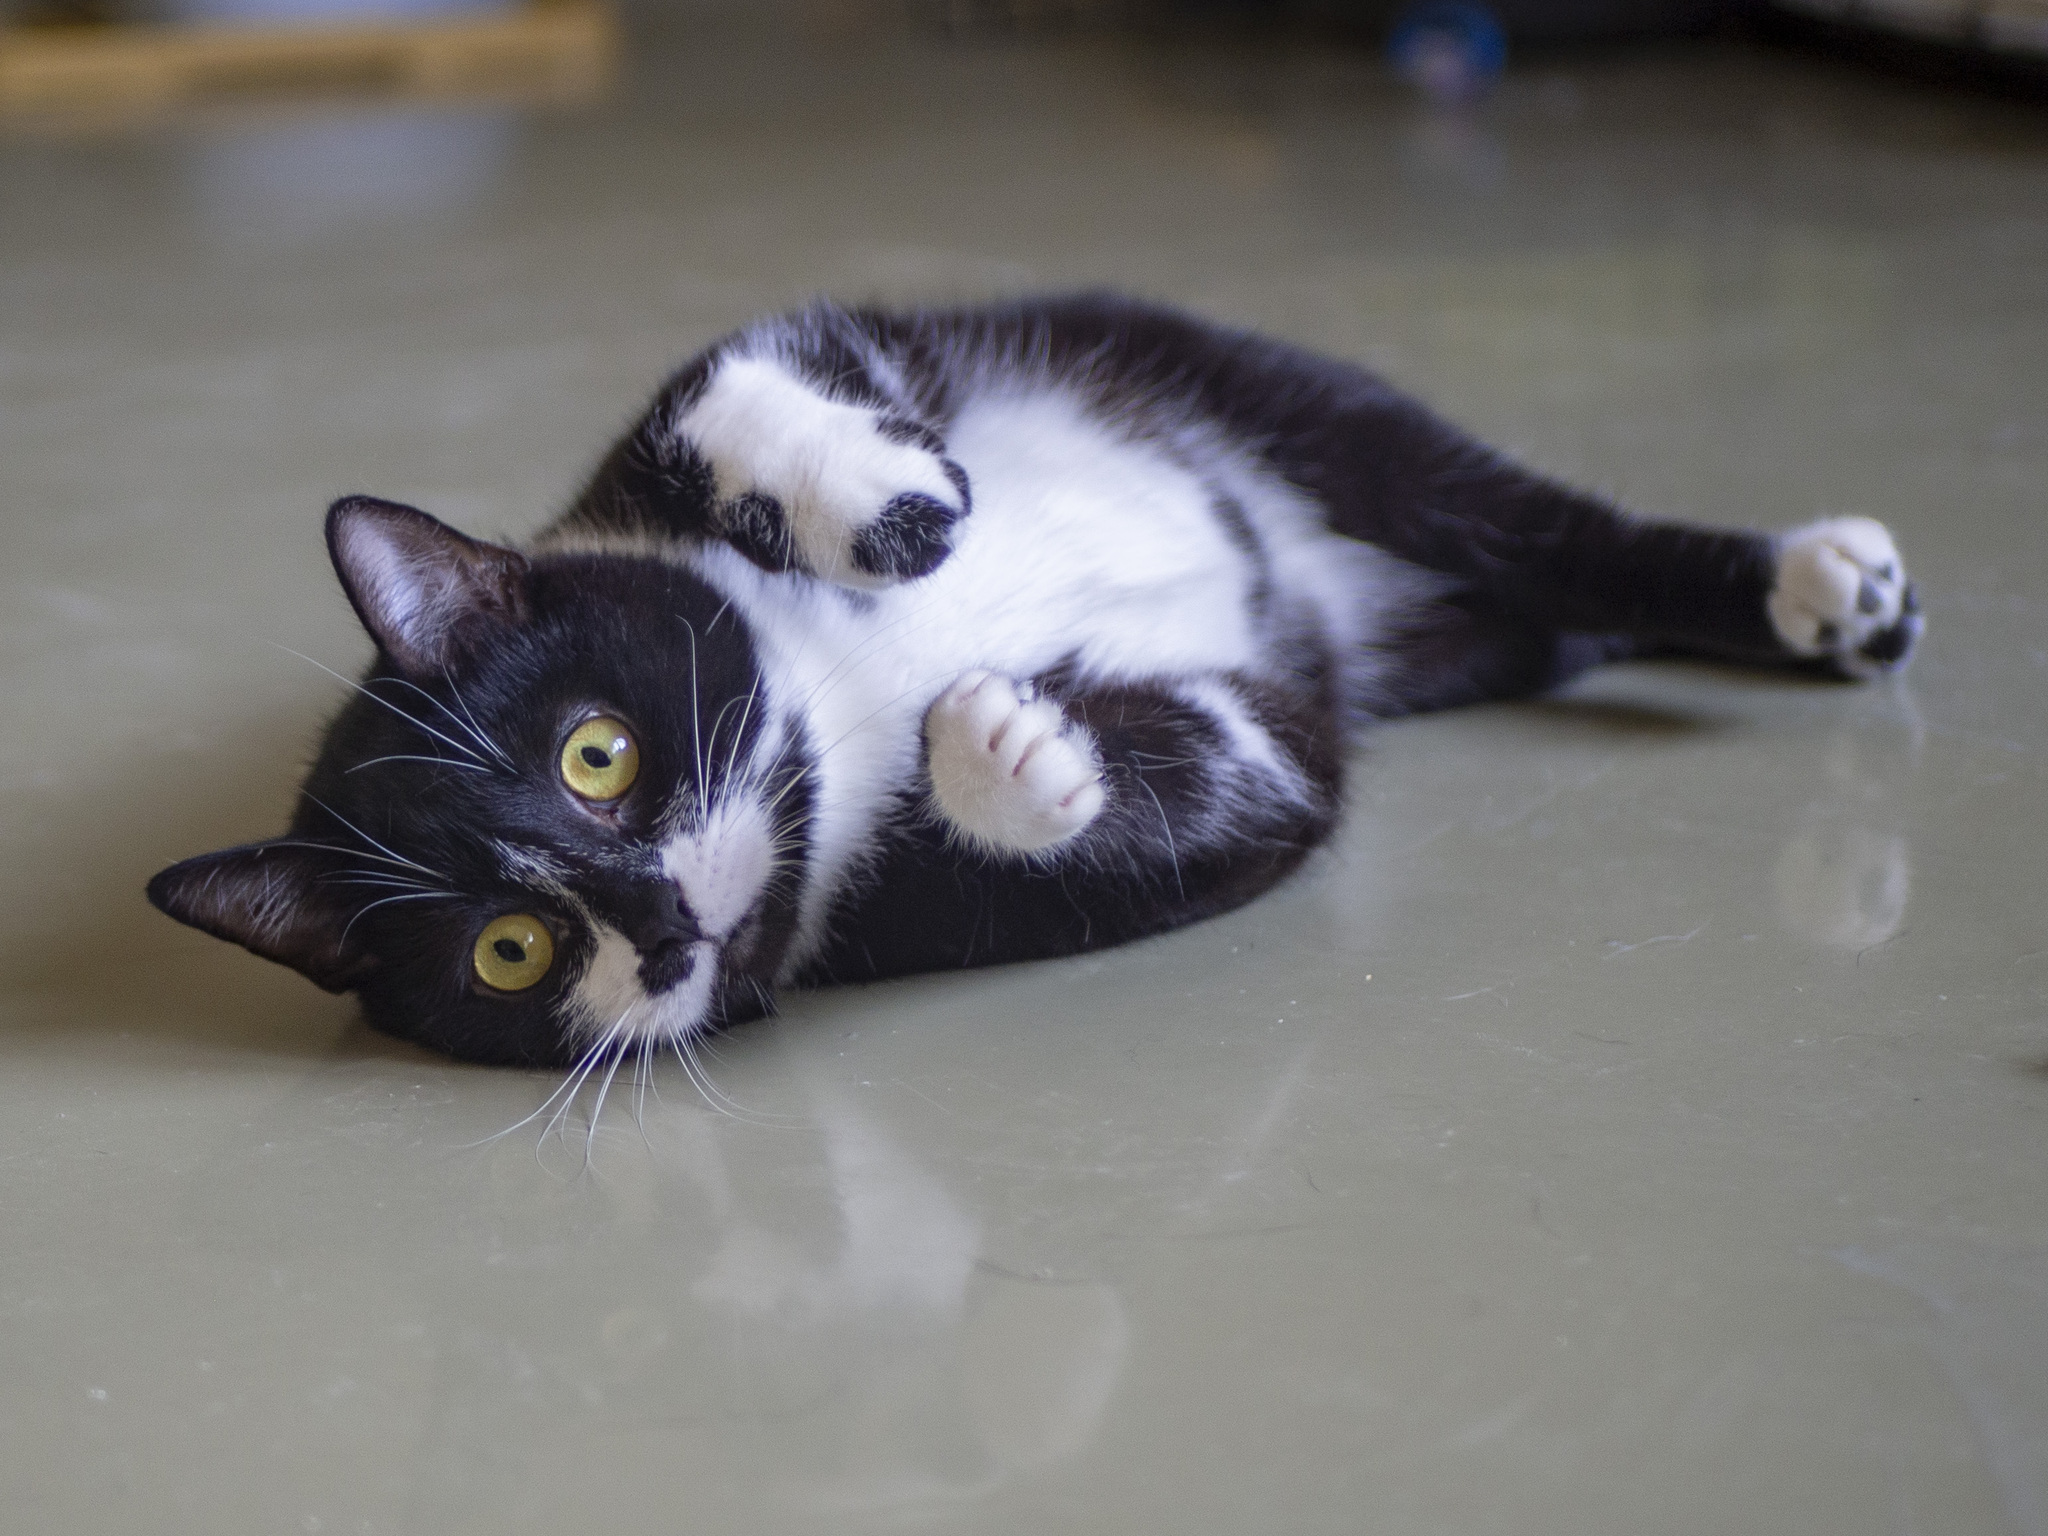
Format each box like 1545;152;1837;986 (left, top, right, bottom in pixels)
3;20;2045;1534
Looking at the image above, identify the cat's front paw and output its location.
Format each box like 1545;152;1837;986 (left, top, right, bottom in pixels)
679;357;968;588
925;672;1105;855
1768;517;1922;678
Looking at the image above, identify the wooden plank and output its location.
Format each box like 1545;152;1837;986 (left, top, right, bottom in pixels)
0;0;618;120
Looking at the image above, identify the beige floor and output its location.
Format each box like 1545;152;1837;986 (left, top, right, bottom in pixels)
4;17;2046;1534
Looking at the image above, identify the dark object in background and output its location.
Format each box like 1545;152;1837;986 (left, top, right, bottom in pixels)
1289;0;1737;40
1760;1;2048;90
1190;0;2047;95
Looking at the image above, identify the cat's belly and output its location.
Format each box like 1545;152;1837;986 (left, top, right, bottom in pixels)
690;387;1352;968
920;389;1266;679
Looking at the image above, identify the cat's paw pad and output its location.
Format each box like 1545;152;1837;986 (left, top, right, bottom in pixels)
1768;517;1922;678
925;671;1105;855
678;358;968;588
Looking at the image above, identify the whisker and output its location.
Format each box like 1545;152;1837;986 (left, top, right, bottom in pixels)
460;1032;617;1151
340;889;459;941
539;1014;633;1165
319;873;441;893
344;754;490;775
1133;772;1184;900
683;620;707;815
669;1026;803;1128
782;594;950;724
722;674;763;788
632;1035;654;1144
298;793;448;884
704;692;750;789
806;661;975;766
582;1042;631;1172
269;645;491;768
440;666;516;767
265;838;445;882
381;671;510;768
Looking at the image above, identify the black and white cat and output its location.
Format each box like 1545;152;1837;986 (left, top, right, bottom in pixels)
148;294;1922;1066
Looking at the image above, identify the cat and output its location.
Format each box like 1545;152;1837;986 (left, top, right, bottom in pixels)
147;293;1922;1067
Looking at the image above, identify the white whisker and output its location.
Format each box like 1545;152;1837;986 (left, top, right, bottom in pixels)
670;1026;804;1128
459;1033;617;1151
683;620;707;809
582;1042;631;1170
267;838;444;883
270;645;492;769
298;793;449;884
440;666;516;767
340;889;458;941
344;754;490;775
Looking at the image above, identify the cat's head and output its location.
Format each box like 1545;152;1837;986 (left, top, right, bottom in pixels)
148;498;813;1066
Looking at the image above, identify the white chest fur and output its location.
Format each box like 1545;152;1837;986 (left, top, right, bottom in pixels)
692;388;1333;969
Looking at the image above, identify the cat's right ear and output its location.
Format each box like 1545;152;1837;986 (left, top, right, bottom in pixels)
147;841;380;993
325;496;530;677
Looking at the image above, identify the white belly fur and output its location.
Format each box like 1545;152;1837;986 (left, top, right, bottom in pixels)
687;388;1374;971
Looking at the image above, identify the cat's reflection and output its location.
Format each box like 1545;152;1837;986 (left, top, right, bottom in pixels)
1773;707;1922;951
1773;824;1912;950
529;1049;1132;1513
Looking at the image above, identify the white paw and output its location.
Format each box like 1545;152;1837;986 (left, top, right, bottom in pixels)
925;671;1105;855
1767;517;1922;678
677;356;965;587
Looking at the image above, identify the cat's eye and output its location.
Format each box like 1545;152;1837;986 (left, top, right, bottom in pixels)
473;914;555;992
560;716;639;802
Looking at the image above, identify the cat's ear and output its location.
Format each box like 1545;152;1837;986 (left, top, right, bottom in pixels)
147;841;381;993
325;496;529;676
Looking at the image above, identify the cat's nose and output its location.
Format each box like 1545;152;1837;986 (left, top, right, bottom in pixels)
621;883;702;957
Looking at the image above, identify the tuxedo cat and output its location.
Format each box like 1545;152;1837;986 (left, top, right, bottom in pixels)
148;294;1922;1066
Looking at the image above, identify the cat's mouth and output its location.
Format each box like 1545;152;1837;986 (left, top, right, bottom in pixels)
638;934;711;996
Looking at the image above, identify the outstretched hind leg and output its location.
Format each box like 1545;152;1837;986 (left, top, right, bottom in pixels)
913;296;1923;693
1375;598;1639;718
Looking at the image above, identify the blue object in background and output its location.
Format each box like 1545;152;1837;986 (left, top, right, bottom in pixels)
1389;2;1509;103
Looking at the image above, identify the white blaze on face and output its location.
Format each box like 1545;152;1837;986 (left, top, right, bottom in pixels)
563;797;780;1049
661;796;777;941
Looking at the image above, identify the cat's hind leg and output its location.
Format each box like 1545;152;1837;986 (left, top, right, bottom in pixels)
802;667;1343;983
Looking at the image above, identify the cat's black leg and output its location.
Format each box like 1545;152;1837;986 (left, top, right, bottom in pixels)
550;305;970;588
933;294;1919;694
1274;389;1924;691
799;667;1343;982
1369;596;1638;718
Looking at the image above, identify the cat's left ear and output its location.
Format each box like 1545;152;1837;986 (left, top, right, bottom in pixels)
147;839;381;993
326;495;530;677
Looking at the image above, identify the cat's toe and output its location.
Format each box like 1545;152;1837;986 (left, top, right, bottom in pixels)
926;673;1103;855
1767;517;1922;679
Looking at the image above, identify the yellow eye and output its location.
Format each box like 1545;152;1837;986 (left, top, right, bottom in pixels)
560;716;639;801
473;914;555;992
